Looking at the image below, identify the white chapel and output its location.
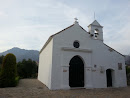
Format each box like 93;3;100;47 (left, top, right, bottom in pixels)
38;19;127;90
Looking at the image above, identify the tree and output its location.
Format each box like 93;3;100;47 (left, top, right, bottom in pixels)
17;59;38;78
0;53;18;87
125;55;130;85
0;55;4;72
0;55;4;64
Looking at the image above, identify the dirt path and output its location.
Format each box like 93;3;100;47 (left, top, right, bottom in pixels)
0;79;130;98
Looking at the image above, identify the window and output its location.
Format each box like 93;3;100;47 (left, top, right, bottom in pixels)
118;63;122;70
94;65;97;68
73;41;80;48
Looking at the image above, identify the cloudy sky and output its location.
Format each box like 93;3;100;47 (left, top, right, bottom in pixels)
0;0;130;55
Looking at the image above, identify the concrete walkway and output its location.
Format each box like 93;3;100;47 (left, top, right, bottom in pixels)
0;79;130;98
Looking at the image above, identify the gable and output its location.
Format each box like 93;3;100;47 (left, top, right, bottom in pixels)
40;21;124;58
88;20;103;27
92;20;101;26
40;23;90;53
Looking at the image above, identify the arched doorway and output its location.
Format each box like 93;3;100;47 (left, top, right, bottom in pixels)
69;56;84;87
106;69;112;87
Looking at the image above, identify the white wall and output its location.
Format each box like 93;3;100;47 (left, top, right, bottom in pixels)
51;23;94;89
38;39;53;89
50;23;127;90
91;40;127;88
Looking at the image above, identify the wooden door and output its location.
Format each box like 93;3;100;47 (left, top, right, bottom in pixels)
106;69;112;87
69;56;84;87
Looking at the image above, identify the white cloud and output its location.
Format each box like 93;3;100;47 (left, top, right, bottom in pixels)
0;0;130;55
104;12;130;55
0;0;90;52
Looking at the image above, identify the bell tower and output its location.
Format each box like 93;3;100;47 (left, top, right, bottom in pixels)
88;20;103;41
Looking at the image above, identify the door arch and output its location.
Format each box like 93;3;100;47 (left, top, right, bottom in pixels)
69;55;84;87
106;69;113;87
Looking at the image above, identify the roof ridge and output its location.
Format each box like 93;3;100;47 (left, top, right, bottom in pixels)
51;24;75;36
40;24;75;53
88;20;103;27
103;43;124;57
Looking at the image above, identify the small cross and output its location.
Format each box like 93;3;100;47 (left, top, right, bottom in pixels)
74;18;78;24
74;17;78;22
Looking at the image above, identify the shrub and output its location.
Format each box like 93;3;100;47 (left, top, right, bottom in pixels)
126;66;130;74
0;55;4;64
17;59;38;78
126;66;130;85
0;64;1;72
0;53;18;87
15;76;20;86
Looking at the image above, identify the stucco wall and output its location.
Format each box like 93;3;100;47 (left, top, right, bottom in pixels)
50;23;127;90
51;23;93;89
91;41;127;88
38;39;53;89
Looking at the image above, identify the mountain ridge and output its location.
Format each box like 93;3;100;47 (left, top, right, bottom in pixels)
0;47;39;62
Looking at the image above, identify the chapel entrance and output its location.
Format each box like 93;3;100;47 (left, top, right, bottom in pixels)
106;69;112;87
69;56;84;87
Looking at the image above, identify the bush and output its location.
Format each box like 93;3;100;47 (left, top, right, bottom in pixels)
0;64;1;72
0;55;4;73
0;55;4;64
126;66;130;85
0;53;18;87
15;76;20;86
17;59;38;79
126;66;130;74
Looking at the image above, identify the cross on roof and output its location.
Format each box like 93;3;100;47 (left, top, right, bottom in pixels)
74;18;79;24
74;18;78;22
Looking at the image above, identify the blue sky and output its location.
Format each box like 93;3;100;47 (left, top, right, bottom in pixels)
0;0;130;55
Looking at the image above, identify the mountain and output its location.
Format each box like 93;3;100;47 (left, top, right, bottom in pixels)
0;47;39;62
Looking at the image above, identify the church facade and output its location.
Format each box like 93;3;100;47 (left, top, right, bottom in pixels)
38;20;127;90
